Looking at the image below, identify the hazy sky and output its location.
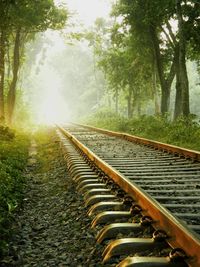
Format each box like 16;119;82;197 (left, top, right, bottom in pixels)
55;0;112;26
33;1;113;124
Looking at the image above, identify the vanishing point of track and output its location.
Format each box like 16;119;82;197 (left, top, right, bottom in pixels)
57;123;200;267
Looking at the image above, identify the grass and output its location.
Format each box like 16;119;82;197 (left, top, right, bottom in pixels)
82;110;200;151
34;127;57;173
0;126;30;257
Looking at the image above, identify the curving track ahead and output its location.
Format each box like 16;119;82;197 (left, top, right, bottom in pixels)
57;123;200;267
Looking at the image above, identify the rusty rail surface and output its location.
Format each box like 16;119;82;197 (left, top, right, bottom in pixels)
58;125;200;267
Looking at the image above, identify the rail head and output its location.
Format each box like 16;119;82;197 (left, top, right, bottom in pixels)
58;125;200;267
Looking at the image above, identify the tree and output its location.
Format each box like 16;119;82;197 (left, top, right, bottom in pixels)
113;0;177;115
0;0;68;124
0;0;11;122
114;0;200;119
87;17;154;116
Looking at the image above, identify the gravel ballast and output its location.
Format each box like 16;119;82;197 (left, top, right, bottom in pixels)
0;131;109;267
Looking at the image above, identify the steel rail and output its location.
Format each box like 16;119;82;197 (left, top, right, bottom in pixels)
58;125;200;267
75;123;200;161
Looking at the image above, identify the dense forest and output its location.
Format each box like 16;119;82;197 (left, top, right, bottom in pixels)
0;1;200;126
84;0;200;120
0;0;67;125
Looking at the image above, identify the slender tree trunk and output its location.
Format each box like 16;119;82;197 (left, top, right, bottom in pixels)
152;59;160;114
107;91;111;108
6;41;11;79
150;25;176;115
174;74;182;119
7;28;21;124
93;54;100;107
127;87;132;118
174;44;182;120
0;30;5;123
115;87;119;114
176;0;190;117
150;25;169;114
137;100;141;116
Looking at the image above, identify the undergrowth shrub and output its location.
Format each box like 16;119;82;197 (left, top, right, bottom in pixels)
84;109;128;131
129;115;170;139
0;131;29;256
166;116;200;149
0;126;15;141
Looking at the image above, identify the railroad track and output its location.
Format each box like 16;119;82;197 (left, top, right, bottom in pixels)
57;123;200;267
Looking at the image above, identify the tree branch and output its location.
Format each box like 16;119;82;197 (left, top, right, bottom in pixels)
166;44;178;89
166;21;177;45
160;25;175;49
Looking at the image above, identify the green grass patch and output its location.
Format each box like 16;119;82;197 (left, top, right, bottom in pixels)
0;127;30;256
33;127;56;173
82;110;200;151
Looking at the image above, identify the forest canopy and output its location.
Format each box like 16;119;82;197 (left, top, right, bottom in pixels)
0;0;200;126
0;0;67;124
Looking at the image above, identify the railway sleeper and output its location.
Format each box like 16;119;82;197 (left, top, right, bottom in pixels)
67;161;86;169
87;201;124;216
84;188;111;199
78;183;107;193
117;255;188;267
76;179;101;190
91;204;142;228
69;167;93;175
68;163;90;171
91;211;133;228
74;174;99;183
97;222;142;244
70;167;93;176
87;196;134;216
79;180;123;198
102;231;168;263
73;171;97;181
97;216;153;244
85;194;118;206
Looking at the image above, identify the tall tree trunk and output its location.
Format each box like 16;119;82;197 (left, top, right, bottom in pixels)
174;44;182;120
152;59;160;115
127;87;132;118
176;0;190;117
93;54;100;107
107;91;111;108
150;25;176;115
137;100;141;116
115;87;119;114
150;25;169;114
0;30;5;123
7;28;21;124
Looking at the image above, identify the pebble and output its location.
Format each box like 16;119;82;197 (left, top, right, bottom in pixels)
0;133;112;267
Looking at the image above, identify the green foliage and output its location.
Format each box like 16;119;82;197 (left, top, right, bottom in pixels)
0;131;29;256
0;0;68;125
166;116;200;149
33;127;56;173
0;126;15;141
84;111;200;151
7;0;68;31
84;108;128;131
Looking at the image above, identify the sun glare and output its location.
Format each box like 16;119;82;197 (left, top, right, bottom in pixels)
38;92;70;125
30;0;112;125
54;0;112;26
34;69;70;125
